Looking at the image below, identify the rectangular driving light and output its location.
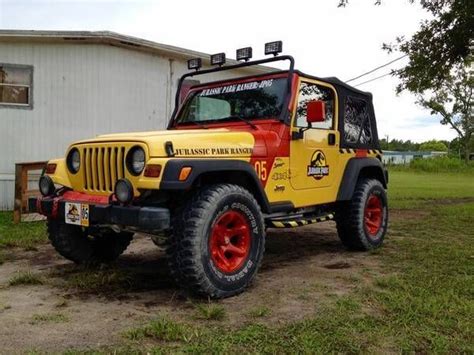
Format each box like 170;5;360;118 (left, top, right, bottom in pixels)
187;57;202;71
210;52;226;66
264;41;283;56
236;47;253;61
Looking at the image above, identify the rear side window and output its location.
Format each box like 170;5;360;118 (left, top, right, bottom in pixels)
343;97;372;145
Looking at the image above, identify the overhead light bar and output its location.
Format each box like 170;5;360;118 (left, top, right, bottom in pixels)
187;58;202;71
236;47;253;62
264;41;283;56
210;52;226;66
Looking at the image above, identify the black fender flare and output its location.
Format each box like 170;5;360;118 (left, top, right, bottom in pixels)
160;159;277;213
337;158;388;201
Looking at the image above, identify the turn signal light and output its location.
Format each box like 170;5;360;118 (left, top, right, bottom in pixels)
144;164;162;178
45;163;57;174
179;167;192;181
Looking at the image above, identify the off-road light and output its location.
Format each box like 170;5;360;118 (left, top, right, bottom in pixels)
126;146;146;176
114;179;134;204
67;148;80;174
187;57;202;71
39;175;55;196
210;52;226;66
236;47;252;61
264;41;283;56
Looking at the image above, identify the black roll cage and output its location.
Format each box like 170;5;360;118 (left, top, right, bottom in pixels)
168;55;295;129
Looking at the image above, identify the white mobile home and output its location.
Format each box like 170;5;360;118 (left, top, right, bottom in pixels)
0;30;269;210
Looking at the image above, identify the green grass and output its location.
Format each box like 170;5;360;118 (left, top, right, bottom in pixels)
31;312;69;324
193;303;226;321
2;171;472;352
116;171;473;353
247;306;271;318
125;317;193;342
388;171;474;209
8;270;44;286
0;212;47;250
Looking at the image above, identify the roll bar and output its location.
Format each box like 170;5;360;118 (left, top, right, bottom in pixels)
169;55;295;128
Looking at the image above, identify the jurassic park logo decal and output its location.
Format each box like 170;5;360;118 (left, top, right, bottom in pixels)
307;150;329;180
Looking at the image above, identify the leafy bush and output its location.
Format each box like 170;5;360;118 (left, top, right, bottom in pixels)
389;156;474;173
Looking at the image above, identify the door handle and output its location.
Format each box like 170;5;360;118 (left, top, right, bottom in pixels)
328;133;336;146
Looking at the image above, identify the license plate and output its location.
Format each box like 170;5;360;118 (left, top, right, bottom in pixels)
65;202;89;227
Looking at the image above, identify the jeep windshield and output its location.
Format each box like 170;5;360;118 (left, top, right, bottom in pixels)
175;77;287;126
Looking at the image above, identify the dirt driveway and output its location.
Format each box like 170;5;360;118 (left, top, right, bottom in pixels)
0;222;382;353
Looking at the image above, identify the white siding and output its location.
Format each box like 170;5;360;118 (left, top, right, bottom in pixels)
0;41;261;210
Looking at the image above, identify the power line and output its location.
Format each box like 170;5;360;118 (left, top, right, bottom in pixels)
354;72;393;87
346;54;407;83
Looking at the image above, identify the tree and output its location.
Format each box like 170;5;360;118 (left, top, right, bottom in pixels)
339;0;474;161
417;65;473;161
419;140;448;152
383;1;473;94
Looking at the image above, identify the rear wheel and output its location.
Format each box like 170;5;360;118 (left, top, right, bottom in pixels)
47;219;133;264
336;178;388;250
167;184;265;299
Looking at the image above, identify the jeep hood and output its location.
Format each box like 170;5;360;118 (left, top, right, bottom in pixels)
73;128;263;158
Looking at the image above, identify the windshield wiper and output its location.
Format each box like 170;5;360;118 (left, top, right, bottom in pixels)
220;115;258;129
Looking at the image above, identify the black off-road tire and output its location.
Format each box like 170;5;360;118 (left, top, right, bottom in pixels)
47;219;133;264
336;178;388;251
166;184;265;299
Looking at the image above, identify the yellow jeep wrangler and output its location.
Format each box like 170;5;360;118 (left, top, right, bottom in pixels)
32;42;388;298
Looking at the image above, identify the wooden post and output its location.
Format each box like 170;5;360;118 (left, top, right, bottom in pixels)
13;164;23;224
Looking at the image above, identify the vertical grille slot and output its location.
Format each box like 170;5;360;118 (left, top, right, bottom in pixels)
104;148;111;191
83;148;88;190
110;147;117;187
97;148;104;191
91;148;96;190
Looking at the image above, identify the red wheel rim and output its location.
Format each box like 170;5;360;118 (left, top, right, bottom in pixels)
209;210;251;274
364;194;383;237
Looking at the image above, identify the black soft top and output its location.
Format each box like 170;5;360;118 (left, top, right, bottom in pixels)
295;70;380;150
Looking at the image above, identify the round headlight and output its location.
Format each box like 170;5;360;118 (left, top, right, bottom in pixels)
127;147;145;175
39;175;55;196
67;148;80;174
114;179;134;204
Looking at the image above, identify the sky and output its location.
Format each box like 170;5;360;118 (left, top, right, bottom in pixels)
0;0;457;142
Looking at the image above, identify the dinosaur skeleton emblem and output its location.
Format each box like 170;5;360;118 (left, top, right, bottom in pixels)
307;150;329;180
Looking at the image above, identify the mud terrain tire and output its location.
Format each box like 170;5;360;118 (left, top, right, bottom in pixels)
167;184;265;299
47;219;133;264
336;178;388;250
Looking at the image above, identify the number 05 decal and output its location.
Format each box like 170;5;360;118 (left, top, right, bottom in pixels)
254;161;267;181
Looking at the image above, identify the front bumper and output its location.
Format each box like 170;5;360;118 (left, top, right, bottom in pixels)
29;195;170;231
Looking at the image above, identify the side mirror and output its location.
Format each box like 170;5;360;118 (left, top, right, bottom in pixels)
306;100;326;123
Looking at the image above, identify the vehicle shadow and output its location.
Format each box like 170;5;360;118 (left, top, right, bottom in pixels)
43;222;347;299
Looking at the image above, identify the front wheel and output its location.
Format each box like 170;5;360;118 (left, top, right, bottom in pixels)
167;184;265;299
47;220;133;264
336;178;388;250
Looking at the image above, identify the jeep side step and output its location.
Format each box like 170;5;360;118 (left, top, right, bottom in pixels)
267;212;335;228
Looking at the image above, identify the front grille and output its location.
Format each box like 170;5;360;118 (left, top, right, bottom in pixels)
82;146;126;193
